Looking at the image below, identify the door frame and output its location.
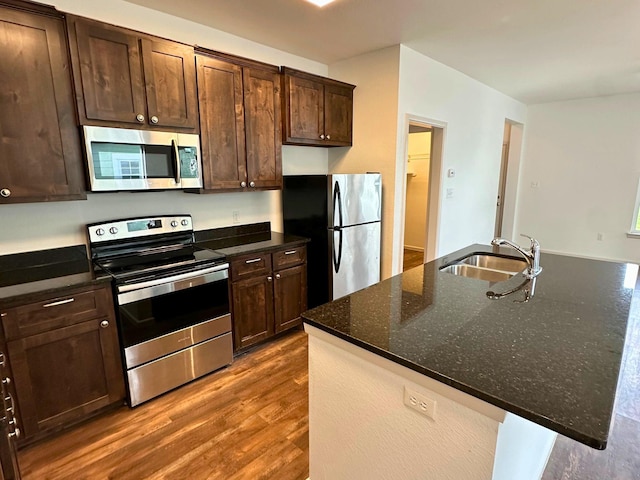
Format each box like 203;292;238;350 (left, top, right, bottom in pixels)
395;114;446;274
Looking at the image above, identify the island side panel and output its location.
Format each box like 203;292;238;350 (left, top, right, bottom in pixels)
492;413;557;480
306;325;503;480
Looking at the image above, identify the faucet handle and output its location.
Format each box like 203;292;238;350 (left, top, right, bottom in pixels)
519;234;539;248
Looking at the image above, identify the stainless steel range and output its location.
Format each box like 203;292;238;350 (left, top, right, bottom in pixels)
88;215;232;407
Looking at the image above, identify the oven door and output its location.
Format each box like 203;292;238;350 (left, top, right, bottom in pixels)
115;264;232;406
83;125;202;191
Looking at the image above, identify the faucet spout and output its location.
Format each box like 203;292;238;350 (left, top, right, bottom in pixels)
491;234;542;279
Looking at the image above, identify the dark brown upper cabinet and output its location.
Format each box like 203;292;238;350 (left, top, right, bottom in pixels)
194;52;282;192
67;16;198;131
0;1;86;204
281;67;355;147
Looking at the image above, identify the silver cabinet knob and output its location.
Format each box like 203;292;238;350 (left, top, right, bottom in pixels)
100;320;109;328
0;188;10;198
2;377;10;385
240;181;247;188
249;181;256;188
96;228;105;236
136;114;145;123
320;134;325;140
109;227;118;234
171;220;178;227
326;134;331;140
267;276;273;282
8;427;20;439
275;273;281;280
181;219;189;226
150;115;159;124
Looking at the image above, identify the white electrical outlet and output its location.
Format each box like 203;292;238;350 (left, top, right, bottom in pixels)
232;211;239;224
597;232;604;241
403;386;436;420
446;188;454;199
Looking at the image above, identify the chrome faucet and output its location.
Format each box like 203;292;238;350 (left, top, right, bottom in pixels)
491;234;542;279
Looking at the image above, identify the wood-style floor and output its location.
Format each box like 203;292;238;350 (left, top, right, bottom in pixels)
403;248;424;271
18;286;640;479
18;330;309;480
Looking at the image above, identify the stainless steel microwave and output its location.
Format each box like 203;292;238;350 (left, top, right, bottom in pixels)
82;126;203;191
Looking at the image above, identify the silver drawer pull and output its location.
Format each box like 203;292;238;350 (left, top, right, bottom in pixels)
1;313;7;317
43;298;75;308
100;320;110;328
245;258;262;264
284;250;297;255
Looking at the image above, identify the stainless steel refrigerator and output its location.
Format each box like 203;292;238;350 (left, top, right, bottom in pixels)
282;173;382;309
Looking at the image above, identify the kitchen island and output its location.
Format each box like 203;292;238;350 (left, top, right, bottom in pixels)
302;244;636;480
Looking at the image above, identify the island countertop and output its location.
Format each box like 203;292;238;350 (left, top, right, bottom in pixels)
301;244;636;449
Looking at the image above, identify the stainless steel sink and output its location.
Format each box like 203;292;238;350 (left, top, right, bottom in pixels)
440;253;527;282
459;254;527;273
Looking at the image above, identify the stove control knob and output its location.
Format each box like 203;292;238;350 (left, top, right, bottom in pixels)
109;227;118;234
171;221;179;228
96;228;105;236
181;219;189;226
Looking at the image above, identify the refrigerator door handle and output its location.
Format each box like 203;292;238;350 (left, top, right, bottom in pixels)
333;180;343;231
333;229;343;273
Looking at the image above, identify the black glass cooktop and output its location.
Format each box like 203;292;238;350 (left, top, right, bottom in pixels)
94;244;226;282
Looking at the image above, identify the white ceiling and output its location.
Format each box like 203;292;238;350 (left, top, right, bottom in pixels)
124;0;640;104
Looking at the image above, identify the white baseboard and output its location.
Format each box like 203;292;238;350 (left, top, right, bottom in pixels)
403;245;424;252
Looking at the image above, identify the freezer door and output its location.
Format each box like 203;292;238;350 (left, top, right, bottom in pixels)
329;173;381;227
331;222;381;300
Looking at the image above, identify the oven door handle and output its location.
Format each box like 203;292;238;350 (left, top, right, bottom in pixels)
117;263;229;305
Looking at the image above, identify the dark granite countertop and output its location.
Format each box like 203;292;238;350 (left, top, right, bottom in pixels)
302;243;636;450
195;223;308;258
0;245;109;304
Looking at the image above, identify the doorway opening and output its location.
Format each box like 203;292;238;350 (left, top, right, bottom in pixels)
401;119;444;272
494;121;511;238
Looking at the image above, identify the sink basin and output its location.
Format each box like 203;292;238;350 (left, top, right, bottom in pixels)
460;254;527;273
440;264;515;282
439;253;527;282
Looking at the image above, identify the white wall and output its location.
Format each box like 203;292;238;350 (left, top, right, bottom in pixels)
328;46;401;279
0;0;329;255
516;93;640;263
396;46;528;271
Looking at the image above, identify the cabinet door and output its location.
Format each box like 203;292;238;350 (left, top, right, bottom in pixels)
6;317;124;439
324;83;354;146
244;67;282;189
0;7;85;203
283;74;324;145
141;39;198;130
231;275;274;350
73;19;147;125
274;264;307;333
196;55;246;190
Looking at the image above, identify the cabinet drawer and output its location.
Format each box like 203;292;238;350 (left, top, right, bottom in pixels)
273;246;306;270
1;285;112;340
230;253;272;281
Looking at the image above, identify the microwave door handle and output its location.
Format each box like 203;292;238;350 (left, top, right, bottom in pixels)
172;139;181;185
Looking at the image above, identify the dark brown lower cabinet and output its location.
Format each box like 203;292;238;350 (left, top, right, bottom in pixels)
230;246;307;351
1;284;125;444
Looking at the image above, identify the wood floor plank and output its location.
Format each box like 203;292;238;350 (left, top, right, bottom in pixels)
18;330;309;480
